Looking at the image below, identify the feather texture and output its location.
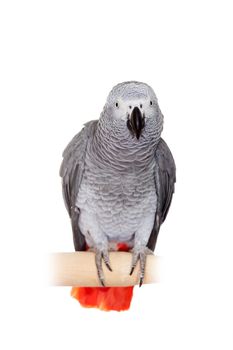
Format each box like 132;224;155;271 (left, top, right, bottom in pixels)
60;120;98;250
147;138;176;250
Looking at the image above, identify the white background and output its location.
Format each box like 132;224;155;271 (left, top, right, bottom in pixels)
0;0;233;349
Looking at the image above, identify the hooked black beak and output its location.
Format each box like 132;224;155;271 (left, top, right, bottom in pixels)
127;106;145;139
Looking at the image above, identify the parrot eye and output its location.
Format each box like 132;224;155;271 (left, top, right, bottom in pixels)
115;102;119;108
150;101;153;106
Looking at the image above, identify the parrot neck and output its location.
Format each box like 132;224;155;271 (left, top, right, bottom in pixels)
90;113;162;172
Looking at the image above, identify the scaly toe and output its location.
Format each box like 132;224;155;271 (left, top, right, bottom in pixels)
95;248;112;286
102;251;113;272
129;250;140;276
129;247;153;286
95;250;105;286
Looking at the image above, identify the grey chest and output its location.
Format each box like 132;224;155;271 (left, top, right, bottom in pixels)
76;163;157;238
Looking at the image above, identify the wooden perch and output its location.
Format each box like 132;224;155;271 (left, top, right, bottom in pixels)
50;252;160;287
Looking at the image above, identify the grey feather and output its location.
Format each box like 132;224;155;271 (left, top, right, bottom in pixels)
59;120;98;250
147;138;176;251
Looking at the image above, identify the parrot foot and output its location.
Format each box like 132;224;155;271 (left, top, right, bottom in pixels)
129;247;153;287
94;248;112;287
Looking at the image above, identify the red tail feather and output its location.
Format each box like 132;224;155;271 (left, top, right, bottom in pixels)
71;286;133;311
71;243;133;311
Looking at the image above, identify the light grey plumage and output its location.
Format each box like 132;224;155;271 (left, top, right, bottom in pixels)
60;81;176;286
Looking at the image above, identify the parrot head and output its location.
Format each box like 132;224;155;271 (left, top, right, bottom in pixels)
102;81;163;140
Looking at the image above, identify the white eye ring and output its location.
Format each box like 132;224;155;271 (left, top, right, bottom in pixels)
115;102;119;108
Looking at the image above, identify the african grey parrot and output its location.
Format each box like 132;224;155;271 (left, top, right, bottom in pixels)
60;81;176;288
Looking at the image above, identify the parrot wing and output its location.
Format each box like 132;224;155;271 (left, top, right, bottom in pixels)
59;120;98;250
147;138;176;251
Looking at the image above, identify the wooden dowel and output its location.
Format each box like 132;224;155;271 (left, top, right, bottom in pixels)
50;252;160;287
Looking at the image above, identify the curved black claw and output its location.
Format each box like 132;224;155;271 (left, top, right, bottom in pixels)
95;249;112;286
102;251;112;272
129;247;153;287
